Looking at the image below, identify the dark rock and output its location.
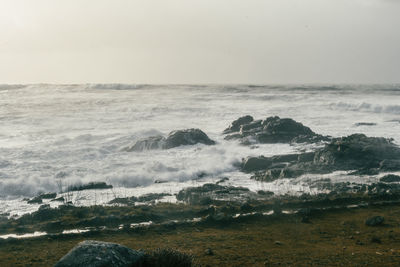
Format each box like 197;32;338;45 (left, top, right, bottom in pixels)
176;183;254;205
371;237;382;244
27;192;57;204
68;182;113;192
27;197;43;204
137;193;172;202
54;240;144;267
126;129;215;151
365;216;384;226
354;122;377;126
216;177;229;185
257;190;274;197
223;115;254;134
314;134;400;170
224;115;328;144
247;133;400;181
204;248;214;256
242;156;272;172
164;128;215;148
40;192;57;199
380;174;400;183
51;196;65;202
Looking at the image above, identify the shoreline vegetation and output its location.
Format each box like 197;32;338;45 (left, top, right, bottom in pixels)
2;115;400;265
1;200;400;266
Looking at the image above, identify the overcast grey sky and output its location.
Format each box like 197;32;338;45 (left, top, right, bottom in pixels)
0;0;399;84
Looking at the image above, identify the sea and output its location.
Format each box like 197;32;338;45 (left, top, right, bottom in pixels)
1;84;400;218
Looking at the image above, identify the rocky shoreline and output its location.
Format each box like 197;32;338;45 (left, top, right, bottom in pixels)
2;115;400;266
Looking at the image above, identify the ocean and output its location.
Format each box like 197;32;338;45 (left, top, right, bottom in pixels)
1;84;400;217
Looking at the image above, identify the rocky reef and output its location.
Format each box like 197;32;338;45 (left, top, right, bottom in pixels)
125;128;215;151
244;133;400;181
223;115;329;144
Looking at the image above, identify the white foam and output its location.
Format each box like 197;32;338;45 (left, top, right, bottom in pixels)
0;84;400;217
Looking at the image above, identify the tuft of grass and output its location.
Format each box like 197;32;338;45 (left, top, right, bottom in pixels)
142;248;197;267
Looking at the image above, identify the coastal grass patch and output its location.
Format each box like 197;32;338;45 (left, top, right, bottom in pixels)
1;204;400;266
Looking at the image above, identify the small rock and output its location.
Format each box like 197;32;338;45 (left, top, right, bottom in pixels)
371;237;382;244
301;216;311;223
366;216;384;226
274;241;283;246
204;248;214;256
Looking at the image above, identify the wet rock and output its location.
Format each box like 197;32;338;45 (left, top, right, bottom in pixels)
176;183;254;205
242;156;273;172
125;129;215;151
380;174;400;183
51;196;65;202
216;177;229;185
137;193;172;202
164;128;215;148
27;192;57;204
27;197;43;204
257;190;274;197
314;134;400;170
223;115;254;134
68;182;113;192
54;240;144;267
224;115;328;144
365;216;384;226
354;122;377;126
246;133;400;181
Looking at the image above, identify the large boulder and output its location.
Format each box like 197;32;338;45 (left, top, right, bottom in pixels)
54;240;144;267
224;115;328;144
125;129;215;152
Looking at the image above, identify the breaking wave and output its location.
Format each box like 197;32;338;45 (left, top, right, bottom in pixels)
330;102;400;115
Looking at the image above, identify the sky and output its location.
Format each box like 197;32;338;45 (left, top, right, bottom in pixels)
0;0;399;84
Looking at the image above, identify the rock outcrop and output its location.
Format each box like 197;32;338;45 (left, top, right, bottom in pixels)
125;129;215;152
244;134;400;182
224;115;329;144
54;240;144;267
380;174;400;183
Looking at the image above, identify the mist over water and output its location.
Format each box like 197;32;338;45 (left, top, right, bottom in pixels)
1;84;400;201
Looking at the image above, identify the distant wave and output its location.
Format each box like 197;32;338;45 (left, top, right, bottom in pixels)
87;83;149;90
330;101;400;115
0;84;27;91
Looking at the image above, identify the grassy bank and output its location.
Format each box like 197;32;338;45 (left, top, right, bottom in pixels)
1;204;400;266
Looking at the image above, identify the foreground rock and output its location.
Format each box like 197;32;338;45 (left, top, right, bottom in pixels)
125;129;215;151
245;134;400;181
54;240;144;267
224;115;329;144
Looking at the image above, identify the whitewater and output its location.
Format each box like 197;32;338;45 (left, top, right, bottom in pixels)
1;84;400;217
